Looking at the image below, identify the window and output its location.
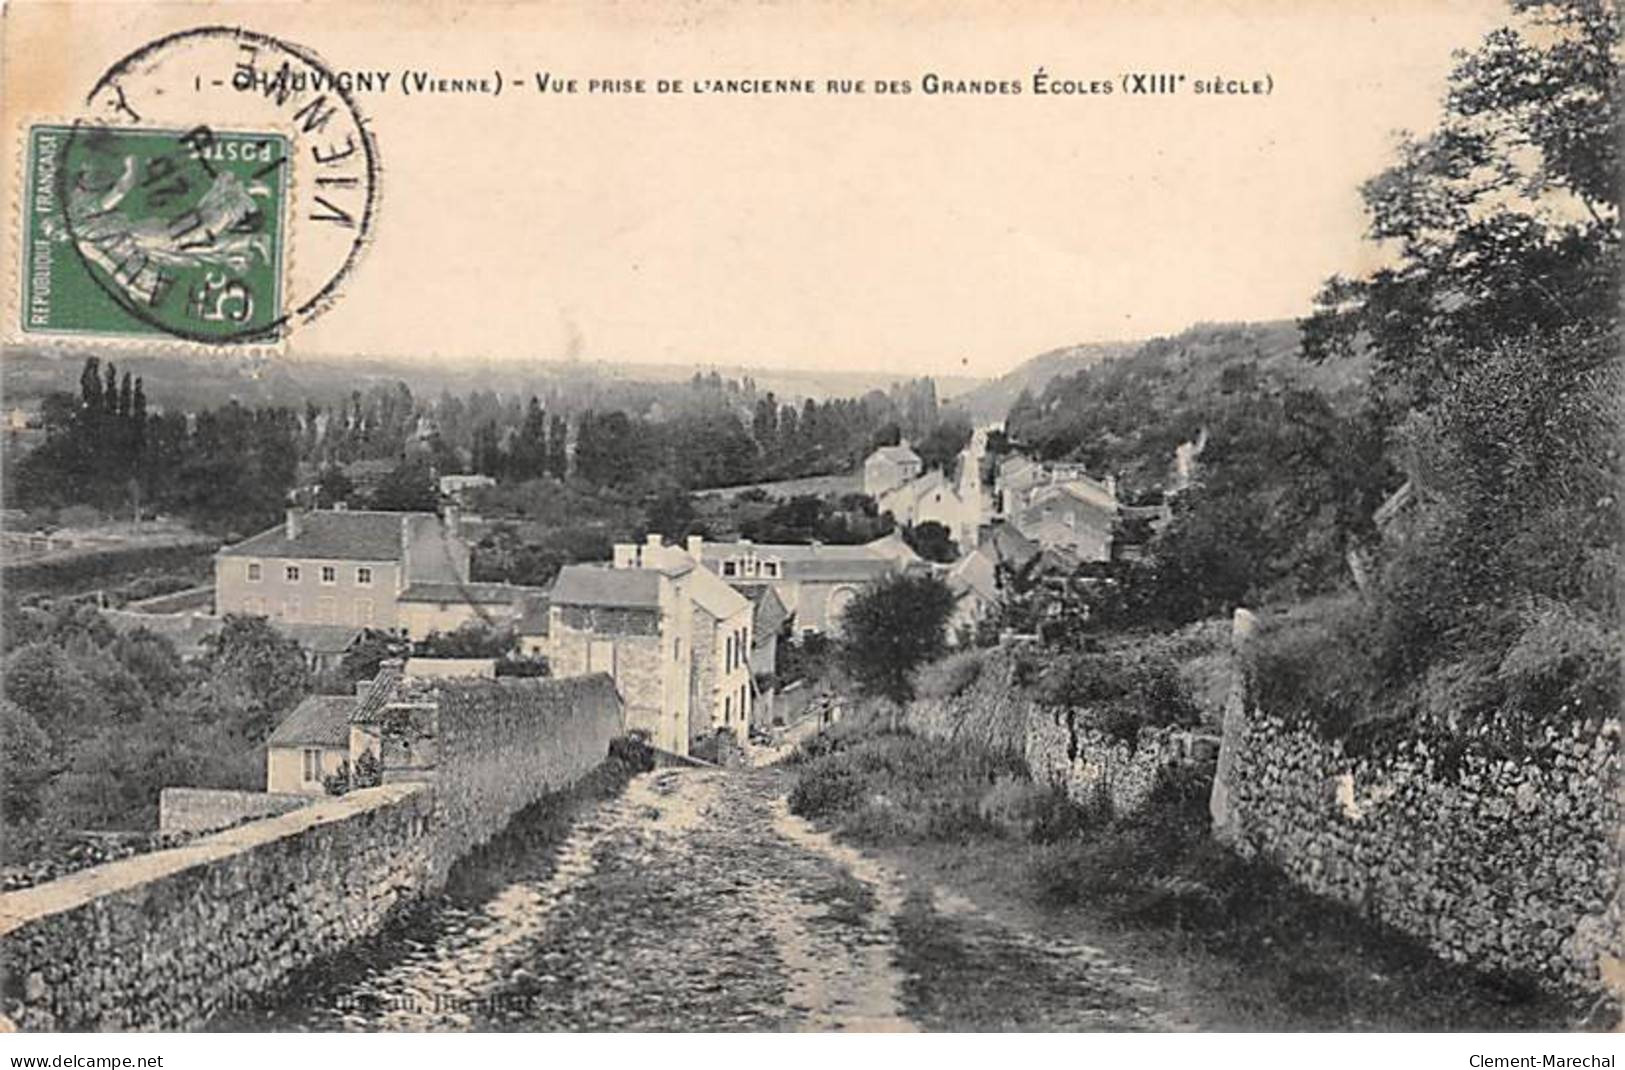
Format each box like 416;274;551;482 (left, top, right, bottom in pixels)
302;748;323;783
246;561;261;582
722;560;737;577
320;565;337;585
285;564;301;582
356;566;373;586
763;561;779;578
724;695;732;723
674;636;683;662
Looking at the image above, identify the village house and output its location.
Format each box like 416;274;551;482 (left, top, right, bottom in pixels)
944;524;1039;641
862;440;923;498
546;562;694;754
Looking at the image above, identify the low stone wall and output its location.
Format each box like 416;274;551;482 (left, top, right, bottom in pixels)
1212;615;1624;999
0;783;435;1031
157;788;312;834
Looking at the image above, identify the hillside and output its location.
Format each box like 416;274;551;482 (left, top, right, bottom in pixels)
952;341;1140;424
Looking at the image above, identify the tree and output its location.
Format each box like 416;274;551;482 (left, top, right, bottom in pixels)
315;465;355;508
0;700;55;824
839;572;956;704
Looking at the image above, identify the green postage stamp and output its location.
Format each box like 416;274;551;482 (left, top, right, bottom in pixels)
21;123;289;343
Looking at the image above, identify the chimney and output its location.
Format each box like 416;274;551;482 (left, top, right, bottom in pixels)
285;508;302;541
646;532;662;549
687;534;703;562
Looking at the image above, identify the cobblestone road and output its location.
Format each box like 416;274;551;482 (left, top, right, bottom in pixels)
257;766;1171;1031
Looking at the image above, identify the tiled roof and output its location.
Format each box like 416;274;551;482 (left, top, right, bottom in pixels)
398;581;526;605
687;565;751;619
550;565;662;609
219;510;440;562
948;548;1000;603
350;661;405;725
273;621;364;655
268;694;358;748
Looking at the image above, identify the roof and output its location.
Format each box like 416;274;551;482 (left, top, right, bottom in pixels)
550;565;662;609
273;621;364;655
517;594;550;636
868;444;921;466
268;694;358;748
350;661;405;725
398;581;526;606
219;510;442;562
687;565;751;619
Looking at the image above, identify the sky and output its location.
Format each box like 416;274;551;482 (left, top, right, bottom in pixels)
3;0;1511;378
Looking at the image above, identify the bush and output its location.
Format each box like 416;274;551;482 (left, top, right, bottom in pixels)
787;731;1026;845
912;649;987;701
1036;646;1201;744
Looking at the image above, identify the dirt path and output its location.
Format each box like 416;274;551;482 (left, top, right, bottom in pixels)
257;766;1168;1031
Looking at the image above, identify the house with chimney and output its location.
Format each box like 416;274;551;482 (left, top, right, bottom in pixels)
216;507;497;639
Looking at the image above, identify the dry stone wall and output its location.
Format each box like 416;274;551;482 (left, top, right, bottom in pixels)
428;674;622;881
1211;611;1623;999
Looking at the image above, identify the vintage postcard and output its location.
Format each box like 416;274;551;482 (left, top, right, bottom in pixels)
0;0;1618;1054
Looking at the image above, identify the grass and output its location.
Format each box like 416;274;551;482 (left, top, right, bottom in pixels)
784;725;1602;1030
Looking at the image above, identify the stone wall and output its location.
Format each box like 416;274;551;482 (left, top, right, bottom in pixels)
0;675;625;1030
157;788;312;834
0;783;435;1031
905;649;1212;818
1212;614;1624;999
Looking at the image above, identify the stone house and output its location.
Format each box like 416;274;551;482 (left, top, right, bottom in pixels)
863;441;923;497
546;563;694;754
265;694;358;794
217;508;472;633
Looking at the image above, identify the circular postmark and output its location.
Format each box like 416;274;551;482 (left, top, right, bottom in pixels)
54;26;379;344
